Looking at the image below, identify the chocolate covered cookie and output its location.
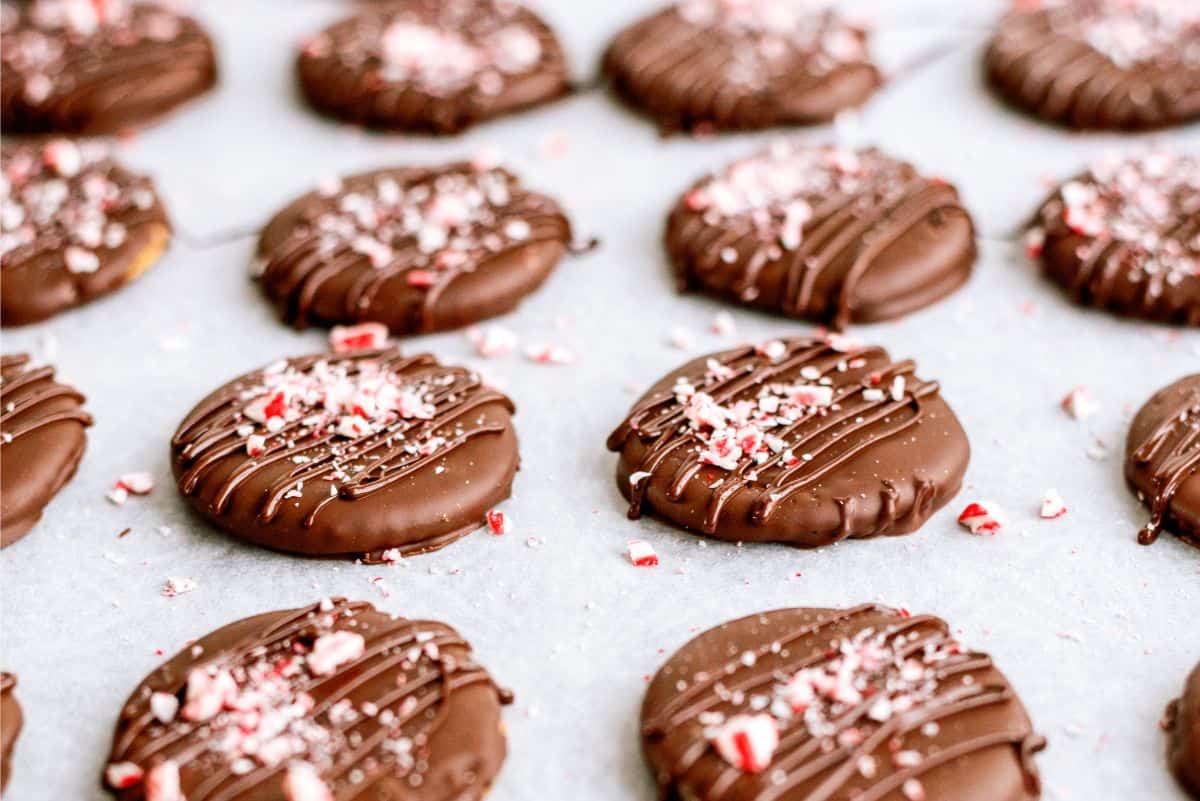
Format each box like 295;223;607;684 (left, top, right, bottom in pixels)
1029;150;1199;326
1;0;217;135
1;139;171;326
603;0;880;133
171;348;518;558
0;674;19;795
607;335;970;547
297;0;569;134
669;142;976;329
103;598;510;801
1166;661;1200;800
1125;374;1200;548
985;1;1200;131
1;353;92;547
642;605;1046;801
257;162;571;334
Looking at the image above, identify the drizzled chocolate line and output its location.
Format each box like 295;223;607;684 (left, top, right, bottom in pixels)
109;599;506;801
608;339;938;534
1131;384;1200;546
0;353;93;442
646;606;1045;801
260;165;571;333
172;349;513;528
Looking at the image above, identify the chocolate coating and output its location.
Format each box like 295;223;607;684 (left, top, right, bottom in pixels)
1167;661;1200;800
1125;373;1200;549
1;139;172;326
642;605;1046;801
607;336;970;547
0;353;93;548
257;163;571;334
0;1;217;135
297;0;569;134
171;348;518;558
603;1;880;133
668;143;976;329
1;673;20;795
104;599;510;801
1031;150;1199;326
985;1;1200;131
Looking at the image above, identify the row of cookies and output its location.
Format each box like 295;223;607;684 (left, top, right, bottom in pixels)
3;1;1199;138
4;133;1196;330
0;598;1197;799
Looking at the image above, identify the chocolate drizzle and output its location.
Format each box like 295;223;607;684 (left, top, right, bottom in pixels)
603;1;880;132
0;2;218;135
668;144;975;329
173;348;513;533
105;599;511;801
0;352;92;546
257;163;572;334
986;1;1200;131
0;672;18;794
642;606;1046;801
608;337;947;539
1127;374;1200;547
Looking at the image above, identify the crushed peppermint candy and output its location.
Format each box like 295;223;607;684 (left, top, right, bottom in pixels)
161;577;197;598
1040;488;1068;519
957;501;1007;534
329;322;389;353
627;539;659;567
1061;385;1100;420
1038;0;1200;69
282;762;334;801
708;713;778;772
524;343;575;365
104;761;144;790
1;139;158;272
485;509;510;535
467;324;519;358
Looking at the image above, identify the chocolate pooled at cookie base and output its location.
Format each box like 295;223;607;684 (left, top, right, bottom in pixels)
1;0;218;135
985;0;1200;131
1;138;171;326
1;673;20;794
1029;150;1199;326
256;161;572;335
668;142;976;329
607;335;970;547
603;0;881;133
297;0;570;134
1165;660;1200;800
1125;373;1200;549
1;353;93;548
102;598;511;801
171;347;518;558
642;605;1047;801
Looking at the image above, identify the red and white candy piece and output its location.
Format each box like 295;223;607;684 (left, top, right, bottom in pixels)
329;322;388;353
282;761;334;801
43;139;82;177
161;576;197;598
104;761;145;790
182;667;237;722
486;509;510;535
144;760;184;801
709;713;779;773
957;501;1006;534
307;631;365;676
1039;488;1067;520
626;539;658;567
467;325;518;358
524;344;575;365
1061;386;1099;420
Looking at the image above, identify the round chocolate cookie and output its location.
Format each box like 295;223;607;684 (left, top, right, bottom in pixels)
603;0;880;133
103;598;511;801
1029;150;1199;326
642;605;1047;801
1;353;92;548
985;1;1200;131
257;162;571;334
171;348;518;558
1166;661;1200;800
1;139;172;326
1;673;20;795
607;335;970;547
1125;373;1200;548
668;142;976;329
297;0;569;134
0;0;217;135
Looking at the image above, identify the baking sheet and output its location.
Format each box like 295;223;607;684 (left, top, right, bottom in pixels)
2;2;1199;799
